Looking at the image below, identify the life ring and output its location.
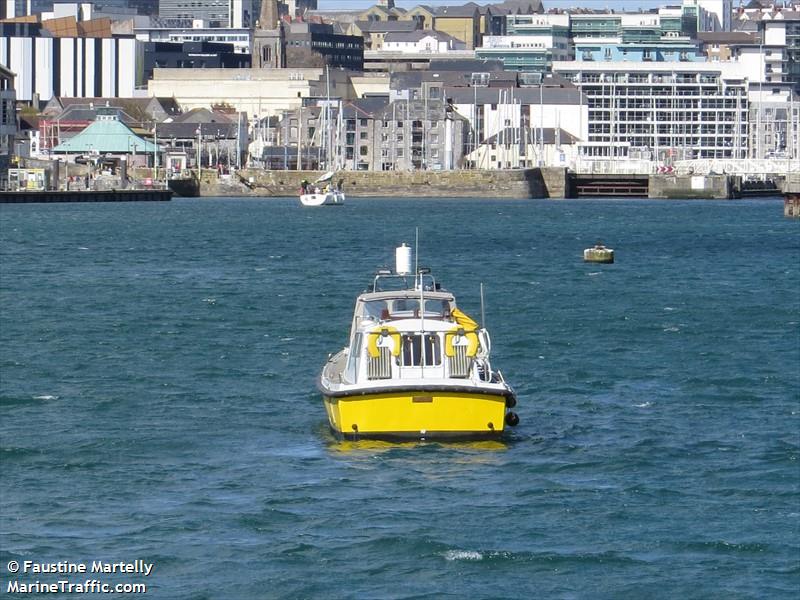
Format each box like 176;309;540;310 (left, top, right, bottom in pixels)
444;326;479;357
366;325;401;358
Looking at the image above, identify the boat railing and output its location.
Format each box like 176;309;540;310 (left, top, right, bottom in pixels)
371;272;438;293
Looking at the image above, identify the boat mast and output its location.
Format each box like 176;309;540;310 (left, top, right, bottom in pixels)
417;227;426;377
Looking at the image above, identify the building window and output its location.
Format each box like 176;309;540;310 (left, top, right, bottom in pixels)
360;146;368;156
360;131;368;139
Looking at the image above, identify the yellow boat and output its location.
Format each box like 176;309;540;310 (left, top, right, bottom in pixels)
318;244;518;440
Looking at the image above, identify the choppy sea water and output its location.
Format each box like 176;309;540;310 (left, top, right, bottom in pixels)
1;197;798;599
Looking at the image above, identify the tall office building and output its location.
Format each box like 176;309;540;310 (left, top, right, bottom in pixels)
158;0;253;28
2;0;30;18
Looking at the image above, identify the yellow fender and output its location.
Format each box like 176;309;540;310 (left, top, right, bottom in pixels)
451;307;479;330
444;326;479;358
367;326;401;358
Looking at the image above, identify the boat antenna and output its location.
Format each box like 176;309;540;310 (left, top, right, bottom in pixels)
414;226;419;283
480;282;486;328
417;227;426;376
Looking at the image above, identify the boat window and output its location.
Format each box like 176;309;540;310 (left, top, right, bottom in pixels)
363;300;388;320
401;334;441;367
346;333;363;381
425;299;451;317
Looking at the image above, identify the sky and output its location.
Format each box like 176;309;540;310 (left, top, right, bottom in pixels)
318;0;669;11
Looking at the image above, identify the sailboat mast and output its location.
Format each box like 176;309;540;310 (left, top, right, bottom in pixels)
325;65;332;169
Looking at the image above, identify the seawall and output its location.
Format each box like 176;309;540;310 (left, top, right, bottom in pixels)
198;168;560;199
194;168;749;200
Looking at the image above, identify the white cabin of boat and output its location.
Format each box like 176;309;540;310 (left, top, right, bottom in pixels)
324;269;507;391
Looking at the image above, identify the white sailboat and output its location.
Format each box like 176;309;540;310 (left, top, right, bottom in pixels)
300;170;344;206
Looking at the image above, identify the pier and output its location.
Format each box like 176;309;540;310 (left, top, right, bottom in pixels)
0;190;173;203
783;174;800;218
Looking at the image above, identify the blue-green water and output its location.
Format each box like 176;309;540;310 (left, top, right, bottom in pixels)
1;197;798;599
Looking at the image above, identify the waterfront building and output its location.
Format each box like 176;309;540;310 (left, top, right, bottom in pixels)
445;77;586;168
0;18;138;101
37;95;179;155
50;107;160;168
369;97;467;170
463;126;580;170
156;106;248;169
271;95;467;171
552;60;749;161
0;63;16;184
383;64;584;169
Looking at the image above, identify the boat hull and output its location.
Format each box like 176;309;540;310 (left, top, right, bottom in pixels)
322;389;509;440
300;191;344;206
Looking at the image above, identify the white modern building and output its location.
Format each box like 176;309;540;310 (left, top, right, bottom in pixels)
552;61;750;161
0;21;138;101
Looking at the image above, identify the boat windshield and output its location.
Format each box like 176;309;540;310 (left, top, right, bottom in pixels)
361;298;452;321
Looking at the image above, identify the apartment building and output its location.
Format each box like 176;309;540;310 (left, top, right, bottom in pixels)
274;96;467;171
552;61;749;160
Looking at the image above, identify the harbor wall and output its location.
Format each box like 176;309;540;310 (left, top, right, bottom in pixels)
783;173;800;218
18;161;786;202
199;168;549;198
648;174;733;199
